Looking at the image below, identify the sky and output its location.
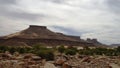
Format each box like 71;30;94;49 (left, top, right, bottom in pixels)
0;0;120;45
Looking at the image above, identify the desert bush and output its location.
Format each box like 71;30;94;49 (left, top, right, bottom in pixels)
0;46;9;52
36;49;54;61
32;44;55;60
58;45;66;53
65;49;77;55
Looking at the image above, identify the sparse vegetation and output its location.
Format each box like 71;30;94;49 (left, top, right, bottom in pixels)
0;45;120;68
79;47;120;56
0;45;120;61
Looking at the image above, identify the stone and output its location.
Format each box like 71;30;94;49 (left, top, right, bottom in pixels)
44;62;57;68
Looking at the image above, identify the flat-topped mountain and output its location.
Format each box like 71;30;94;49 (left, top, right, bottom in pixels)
4;25;80;41
0;25;101;46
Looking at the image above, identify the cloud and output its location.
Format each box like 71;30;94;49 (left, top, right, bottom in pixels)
49;25;82;36
106;0;120;14
0;0;120;44
0;0;16;5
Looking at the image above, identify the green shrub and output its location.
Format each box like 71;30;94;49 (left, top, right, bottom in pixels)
37;49;54;61
65;49;77;55
58;45;66;53
9;47;16;54
0;46;9;52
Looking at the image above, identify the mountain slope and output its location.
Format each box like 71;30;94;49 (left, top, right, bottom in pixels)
5;25;79;41
0;25;103;46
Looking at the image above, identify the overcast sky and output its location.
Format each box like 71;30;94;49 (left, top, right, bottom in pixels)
0;0;120;45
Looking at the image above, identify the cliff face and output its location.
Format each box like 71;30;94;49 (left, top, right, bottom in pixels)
0;25;94;46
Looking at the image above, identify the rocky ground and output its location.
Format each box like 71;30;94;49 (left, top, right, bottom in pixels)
0;52;120;68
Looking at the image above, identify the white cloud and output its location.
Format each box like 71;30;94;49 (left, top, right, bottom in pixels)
0;0;120;44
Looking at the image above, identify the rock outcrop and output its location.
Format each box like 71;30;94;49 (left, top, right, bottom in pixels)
86;38;102;45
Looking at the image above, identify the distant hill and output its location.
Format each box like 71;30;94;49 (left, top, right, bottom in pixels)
110;44;120;47
0;25;103;47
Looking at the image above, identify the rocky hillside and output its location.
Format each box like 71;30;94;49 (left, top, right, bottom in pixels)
0;25;102;46
4;25;80;41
